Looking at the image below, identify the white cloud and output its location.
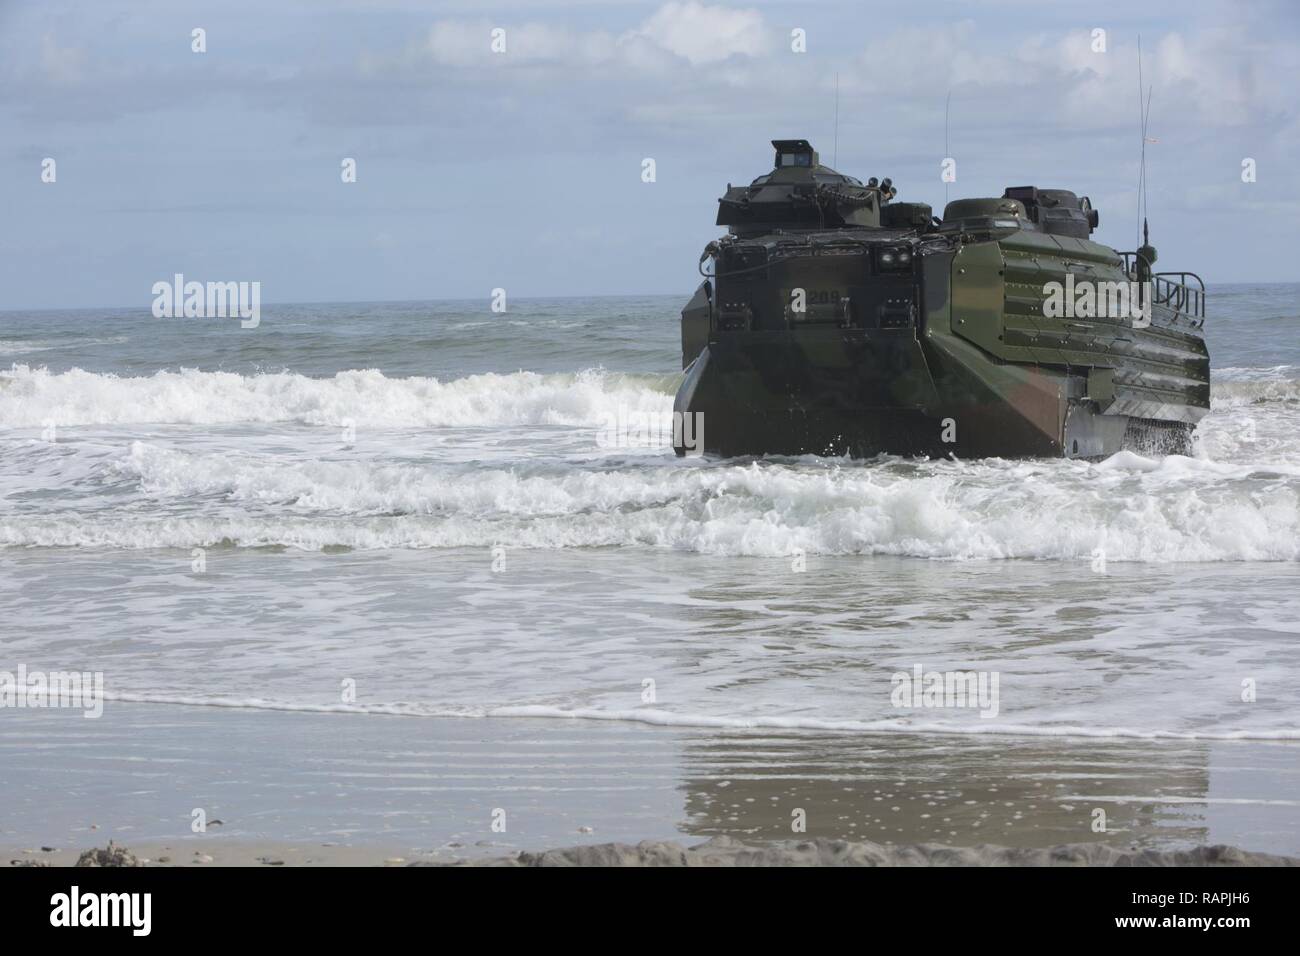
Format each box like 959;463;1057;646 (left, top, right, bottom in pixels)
626;1;768;66
839;21;1289;138
40;33;84;86
426;20;618;67
418;3;768;70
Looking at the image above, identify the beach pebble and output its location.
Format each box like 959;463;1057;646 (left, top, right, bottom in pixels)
75;842;141;867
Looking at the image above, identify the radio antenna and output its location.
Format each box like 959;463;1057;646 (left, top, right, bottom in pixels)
833;72;840;168
944;90;951;206
1136;36;1153;248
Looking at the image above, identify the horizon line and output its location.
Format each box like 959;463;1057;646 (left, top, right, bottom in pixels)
3;281;1296;315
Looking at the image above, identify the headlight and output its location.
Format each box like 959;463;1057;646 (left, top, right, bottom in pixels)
876;246;912;271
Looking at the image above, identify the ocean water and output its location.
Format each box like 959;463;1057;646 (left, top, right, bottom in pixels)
2;286;1299;742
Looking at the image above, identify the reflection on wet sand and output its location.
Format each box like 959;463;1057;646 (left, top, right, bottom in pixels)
2;705;1296;859
676;732;1299;853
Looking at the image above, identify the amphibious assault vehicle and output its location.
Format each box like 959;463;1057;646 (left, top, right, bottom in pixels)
674;139;1209;458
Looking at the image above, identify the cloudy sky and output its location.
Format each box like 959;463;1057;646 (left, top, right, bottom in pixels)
2;0;1297;309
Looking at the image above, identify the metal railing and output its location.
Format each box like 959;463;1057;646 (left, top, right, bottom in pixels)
1151;272;1206;319
1119;252;1206;323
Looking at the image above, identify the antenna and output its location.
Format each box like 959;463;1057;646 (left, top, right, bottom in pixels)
833;72;840;168
944;90;951;206
1141;85;1152;246
1136;36;1153;249
1137;35;1142;248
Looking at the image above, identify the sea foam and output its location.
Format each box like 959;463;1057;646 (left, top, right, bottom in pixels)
0;441;1293;561
0;365;675;428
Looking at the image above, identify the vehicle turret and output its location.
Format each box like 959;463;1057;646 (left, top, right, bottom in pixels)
715;139;898;235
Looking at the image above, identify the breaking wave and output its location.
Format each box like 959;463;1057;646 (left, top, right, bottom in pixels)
0;365;677;428
2;364;1299;561
2;441;1298;560
1211;366;1300;407
2;364;1296;429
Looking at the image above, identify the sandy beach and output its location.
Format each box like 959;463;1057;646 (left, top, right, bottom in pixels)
4;702;1298;866
13;837;1299;867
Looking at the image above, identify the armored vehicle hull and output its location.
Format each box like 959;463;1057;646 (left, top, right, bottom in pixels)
674;142;1209;459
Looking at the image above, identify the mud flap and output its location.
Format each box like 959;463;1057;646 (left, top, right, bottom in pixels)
1063;403;1128;458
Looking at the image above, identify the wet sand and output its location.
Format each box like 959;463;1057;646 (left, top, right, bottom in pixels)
3;702;1298;865
12;836;1297;867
